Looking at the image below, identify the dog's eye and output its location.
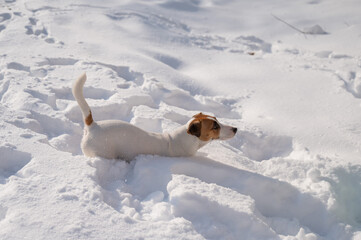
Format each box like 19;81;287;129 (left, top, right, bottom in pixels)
212;122;220;130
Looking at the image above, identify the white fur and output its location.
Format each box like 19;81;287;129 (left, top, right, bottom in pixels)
218;122;237;140
73;73;236;161
72;73;91;121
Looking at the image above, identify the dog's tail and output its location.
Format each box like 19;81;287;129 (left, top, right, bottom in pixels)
72;73;93;126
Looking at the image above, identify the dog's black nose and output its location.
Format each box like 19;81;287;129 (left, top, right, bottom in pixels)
232;127;238;134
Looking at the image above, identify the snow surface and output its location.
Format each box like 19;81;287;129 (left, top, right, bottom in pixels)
0;0;361;239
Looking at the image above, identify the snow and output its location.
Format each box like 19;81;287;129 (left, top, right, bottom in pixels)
0;0;360;239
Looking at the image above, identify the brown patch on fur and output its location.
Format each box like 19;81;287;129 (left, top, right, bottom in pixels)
187;112;220;141
85;111;93;126
192;112;217;121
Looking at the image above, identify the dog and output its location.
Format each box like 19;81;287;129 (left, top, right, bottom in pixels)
72;73;237;161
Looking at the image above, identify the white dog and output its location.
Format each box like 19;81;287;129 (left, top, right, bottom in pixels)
73;73;237;161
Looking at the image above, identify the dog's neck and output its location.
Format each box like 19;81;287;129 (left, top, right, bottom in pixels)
165;125;209;157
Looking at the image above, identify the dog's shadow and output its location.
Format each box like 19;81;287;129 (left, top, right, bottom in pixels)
92;155;337;237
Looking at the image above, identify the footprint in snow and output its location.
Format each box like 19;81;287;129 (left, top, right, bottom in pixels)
24;17;61;45
0;204;7;222
188;34;272;55
335;71;361;98
37;57;79;66
142;77;241;119
6;61;49;78
0;146;32;184
105;10;190;33
0;13;11;33
24;88;57;110
7;62;30;72
7;111;83;155
233;35;272;53
159;0;200;12
50;85;115;102
0;80;10;102
150;52;183;69
96;62;145;86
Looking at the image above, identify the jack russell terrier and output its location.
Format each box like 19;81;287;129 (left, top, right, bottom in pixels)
73;73;237;161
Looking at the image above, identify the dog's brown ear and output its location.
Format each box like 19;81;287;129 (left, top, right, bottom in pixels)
192;112;203;118
187;120;201;137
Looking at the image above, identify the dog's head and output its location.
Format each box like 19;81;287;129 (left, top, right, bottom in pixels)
187;113;237;141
